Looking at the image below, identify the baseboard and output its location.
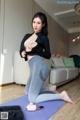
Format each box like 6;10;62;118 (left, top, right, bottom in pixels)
15;83;25;86
0;82;25;87
0;82;15;87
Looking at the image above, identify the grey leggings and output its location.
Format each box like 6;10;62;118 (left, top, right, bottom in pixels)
25;55;61;103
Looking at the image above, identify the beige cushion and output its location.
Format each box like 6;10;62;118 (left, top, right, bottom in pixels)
51;57;65;68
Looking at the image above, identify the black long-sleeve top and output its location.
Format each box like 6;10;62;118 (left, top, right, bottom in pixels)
20;32;51;61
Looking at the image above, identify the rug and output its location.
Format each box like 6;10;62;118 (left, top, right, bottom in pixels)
0;95;64;120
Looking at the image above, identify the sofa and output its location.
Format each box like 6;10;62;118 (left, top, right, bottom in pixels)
50;56;79;86
13;51;79;86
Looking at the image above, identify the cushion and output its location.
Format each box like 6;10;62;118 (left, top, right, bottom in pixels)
51;57;65;68
63;58;75;67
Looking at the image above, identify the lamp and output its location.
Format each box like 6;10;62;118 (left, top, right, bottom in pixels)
72;35;80;42
74;2;80;15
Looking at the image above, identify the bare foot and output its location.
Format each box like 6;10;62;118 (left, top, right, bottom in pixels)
49;85;57;92
26;103;44;111
26;103;37;111
60;90;74;104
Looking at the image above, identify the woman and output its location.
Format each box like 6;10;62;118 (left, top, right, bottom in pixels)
20;12;74;111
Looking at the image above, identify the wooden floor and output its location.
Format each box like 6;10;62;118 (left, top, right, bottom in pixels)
0;84;25;103
50;78;80;120
0;78;80;120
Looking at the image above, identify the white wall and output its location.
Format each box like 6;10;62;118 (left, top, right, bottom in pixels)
48;16;69;56
0;0;1;55
69;34;80;56
0;0;1;82
0;0;5;83
0;0;33;84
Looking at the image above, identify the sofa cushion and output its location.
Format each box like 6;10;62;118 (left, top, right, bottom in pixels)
51;57;65;68
63;58;75;67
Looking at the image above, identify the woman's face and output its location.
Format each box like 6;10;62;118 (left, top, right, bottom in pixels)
32;17;43;33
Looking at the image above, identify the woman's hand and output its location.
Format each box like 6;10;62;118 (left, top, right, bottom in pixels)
25;41;37;52
24;33;38;52
21;51;26;57
29;41;37;49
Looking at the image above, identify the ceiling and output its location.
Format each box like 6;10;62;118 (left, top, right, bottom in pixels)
34;0;80;34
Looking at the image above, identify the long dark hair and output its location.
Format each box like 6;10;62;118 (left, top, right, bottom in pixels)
32;12;48;36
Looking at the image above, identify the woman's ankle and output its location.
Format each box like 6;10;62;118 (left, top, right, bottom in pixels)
60;90;74;104
49;85;57;92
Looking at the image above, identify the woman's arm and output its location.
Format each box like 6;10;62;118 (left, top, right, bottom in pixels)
42;36;51;59
37;36;51;59
24;33;38;52
19;34;30;58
